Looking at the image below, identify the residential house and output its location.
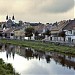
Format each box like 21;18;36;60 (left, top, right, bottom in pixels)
24;22;31;28
23;22;45;40
14;26;25;40
3;28;14;39
30;23;44;33
43;23;52;33
62;19;75;43
50;20;70;41
43;23;52;40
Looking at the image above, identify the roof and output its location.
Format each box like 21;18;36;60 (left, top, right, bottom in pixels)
30;23;41;26
63;20;75;30
32;24;44;33
51;20;70;34
3;28;14;33
14;26;25;31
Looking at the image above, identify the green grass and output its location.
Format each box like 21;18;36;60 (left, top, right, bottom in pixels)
0;58;19;75
0;39;75;54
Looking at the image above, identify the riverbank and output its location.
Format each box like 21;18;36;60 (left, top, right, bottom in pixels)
0;58;19;75
0;39;75;54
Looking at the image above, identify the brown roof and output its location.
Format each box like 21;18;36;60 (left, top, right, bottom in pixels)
51;20;70;34
63;20;75;30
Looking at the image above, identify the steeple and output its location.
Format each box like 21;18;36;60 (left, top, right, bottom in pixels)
6;15;8;20
12;14;15;20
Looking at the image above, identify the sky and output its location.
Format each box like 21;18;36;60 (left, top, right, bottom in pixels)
0;0;75;23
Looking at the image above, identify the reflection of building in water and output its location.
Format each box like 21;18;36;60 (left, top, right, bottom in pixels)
50;52;75;70
1;44;75;70
15;46;21;55
5;44;15;59
15;46;46;61
18;47;35;60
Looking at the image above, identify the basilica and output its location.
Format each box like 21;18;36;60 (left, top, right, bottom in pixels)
2;15;15;28
5;15;15;28
0;15;25;39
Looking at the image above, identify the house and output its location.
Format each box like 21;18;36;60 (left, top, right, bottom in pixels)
62;19;75;43
3;28;14;39
24;22;31;28
43;23;52;33
42;23;52;40
50;20;70;41
50;19;75;43
14;26;25;40
30;22;45;33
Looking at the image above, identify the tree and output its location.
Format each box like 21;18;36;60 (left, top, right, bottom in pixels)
43;29;51;40
25;27;34;40
58;31;66;42
34;31;39;40
45;30;51;37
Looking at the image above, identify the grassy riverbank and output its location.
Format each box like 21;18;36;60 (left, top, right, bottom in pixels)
0;58;19;75
0;39;75;54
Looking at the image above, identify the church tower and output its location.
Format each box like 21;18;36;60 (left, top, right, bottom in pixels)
12;15;15;20
6;15;8;21
12;14;15;24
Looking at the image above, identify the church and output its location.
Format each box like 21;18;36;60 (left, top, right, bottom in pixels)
5;15;15;28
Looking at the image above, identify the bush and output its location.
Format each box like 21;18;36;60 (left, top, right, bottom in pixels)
0;58;19;75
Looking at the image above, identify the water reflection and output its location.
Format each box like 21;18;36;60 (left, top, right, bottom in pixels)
4;44;15;59
0;44;75;75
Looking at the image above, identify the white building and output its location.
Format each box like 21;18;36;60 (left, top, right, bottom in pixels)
50;19;75;43
63;19;75;43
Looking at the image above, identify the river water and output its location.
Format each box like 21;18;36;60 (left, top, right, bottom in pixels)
0;43;75;75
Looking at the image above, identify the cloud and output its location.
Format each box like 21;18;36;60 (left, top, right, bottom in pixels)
39;0;74;13
0;0;74;14
0;0;74;23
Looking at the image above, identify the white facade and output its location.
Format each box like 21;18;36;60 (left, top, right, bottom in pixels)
51;35;63;42
31;33;35;40
65;30;75;43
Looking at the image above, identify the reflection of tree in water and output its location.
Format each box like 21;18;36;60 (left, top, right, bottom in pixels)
5;44;15;59
59;56;65;66
1;44;75;70
24;48;51;63
0;44;2;50
23;48;46;61
45;55;51;63
52;52;75;70
25;48;34;60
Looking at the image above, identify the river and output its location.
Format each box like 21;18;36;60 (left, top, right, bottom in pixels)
0;43;75;75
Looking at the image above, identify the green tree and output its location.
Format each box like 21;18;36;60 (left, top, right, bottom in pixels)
34;31;39;40
0;59;19;75
43;30;51;40
45;30;51;37
25;27;34;40
58;31;66;42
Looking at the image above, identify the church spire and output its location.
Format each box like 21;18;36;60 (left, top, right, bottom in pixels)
12;14;15;20
6;15;8;20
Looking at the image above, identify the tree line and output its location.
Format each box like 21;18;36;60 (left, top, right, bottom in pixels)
25;27;66;41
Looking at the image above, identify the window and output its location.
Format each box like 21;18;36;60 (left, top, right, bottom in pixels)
73;32;75;35
68;30;72;34
11;33;14;36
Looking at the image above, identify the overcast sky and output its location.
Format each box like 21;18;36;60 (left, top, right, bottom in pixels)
0;0;74;23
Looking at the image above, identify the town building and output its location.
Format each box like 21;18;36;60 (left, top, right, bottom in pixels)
63;19;75;43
